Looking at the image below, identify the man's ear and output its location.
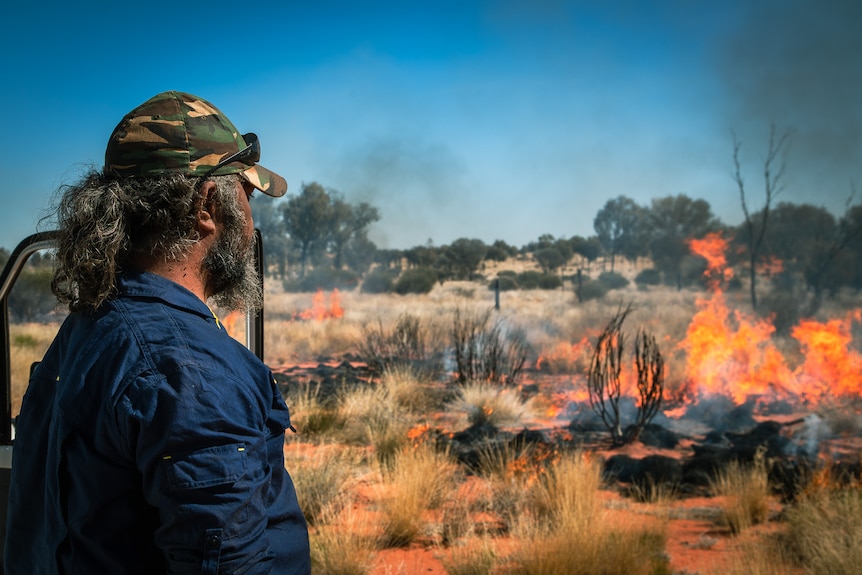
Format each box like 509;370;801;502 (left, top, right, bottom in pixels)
196;181;218;234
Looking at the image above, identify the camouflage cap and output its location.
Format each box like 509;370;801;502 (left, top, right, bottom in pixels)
104;91;287;197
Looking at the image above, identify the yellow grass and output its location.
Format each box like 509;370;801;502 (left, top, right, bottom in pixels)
9;322;59;418
377;442;459;547
709;449;771;535
509;451;670;575
783;488;862;575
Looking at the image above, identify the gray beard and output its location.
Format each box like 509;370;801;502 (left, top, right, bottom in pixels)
204;227;263;313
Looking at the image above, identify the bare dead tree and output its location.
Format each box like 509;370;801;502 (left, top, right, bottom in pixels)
588;304;665;446
588;304;630;445
732;125;794;311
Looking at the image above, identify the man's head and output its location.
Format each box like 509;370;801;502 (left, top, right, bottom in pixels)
51;91;283;313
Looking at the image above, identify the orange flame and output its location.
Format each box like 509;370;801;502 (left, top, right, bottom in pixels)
688;232;734;288
536;336;593;373
295;289;344;321
549;233;862;419
792;310;862;401
676;234;862;409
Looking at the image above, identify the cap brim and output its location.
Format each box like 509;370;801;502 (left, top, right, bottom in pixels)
242;164;287;197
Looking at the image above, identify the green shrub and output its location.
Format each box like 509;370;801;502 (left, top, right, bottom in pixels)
598;271;629;290
394;267;438;295
634;268;662;288
517;271;562;290
489;275;519;292
576;278;609;302
9;268;57;321
284;268;360;292
361;268;397;294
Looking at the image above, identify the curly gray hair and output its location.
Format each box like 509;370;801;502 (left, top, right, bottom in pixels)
50;171;254;312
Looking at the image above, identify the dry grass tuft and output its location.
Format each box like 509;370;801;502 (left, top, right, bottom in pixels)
510;451;669;575
378;442;458;547
284;382;343;438
783;487;862;575
379;363;443;414
709;450;771;535
284;446;361;526
450;381;533;428
310;508;377;575
439;537;497;575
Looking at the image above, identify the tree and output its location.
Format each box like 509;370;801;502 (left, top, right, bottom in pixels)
404;244;439;269
759;201;862;308
343;234;378;275
281;182;331;278
485;239;517;262
533;247;566;274
646;194;719;289
440;238;487;280
251;196;289;278
327;194;380;270
570;235;602;267
733;125;793;310
593;196;645;271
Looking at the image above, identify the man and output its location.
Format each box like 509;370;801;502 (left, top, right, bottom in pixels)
5;91;311;574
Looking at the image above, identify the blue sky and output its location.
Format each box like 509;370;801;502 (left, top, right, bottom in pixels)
1;1;859;251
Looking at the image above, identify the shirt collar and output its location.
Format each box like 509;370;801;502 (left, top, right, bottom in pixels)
116;271;215;322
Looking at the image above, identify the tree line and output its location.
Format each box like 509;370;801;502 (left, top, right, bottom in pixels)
249;179;862;306
3;177;862;322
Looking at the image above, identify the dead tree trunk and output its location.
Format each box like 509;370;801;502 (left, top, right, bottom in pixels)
732;125;793;311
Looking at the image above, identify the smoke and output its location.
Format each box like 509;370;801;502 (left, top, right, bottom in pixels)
329;135;472;248
716;0;862;207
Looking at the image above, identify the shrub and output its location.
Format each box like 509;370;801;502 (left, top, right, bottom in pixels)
394;267;438;294
488;275;519;292
284;268;360;292
515;271;562;290
634;268;662;288
576;278;609;302
309;509;377;575
283;383;343;437
598;271;629;290
360;268;397;294
357;313;445;378
8;268;57;322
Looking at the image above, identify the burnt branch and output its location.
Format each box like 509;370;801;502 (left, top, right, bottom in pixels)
588;303;631;445
587;304;665;446
629;329;665;442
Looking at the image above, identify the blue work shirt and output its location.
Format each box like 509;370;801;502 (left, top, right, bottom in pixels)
5;271;310;574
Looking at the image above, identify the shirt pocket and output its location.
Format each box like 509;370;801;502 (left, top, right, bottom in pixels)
162;443;248;492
